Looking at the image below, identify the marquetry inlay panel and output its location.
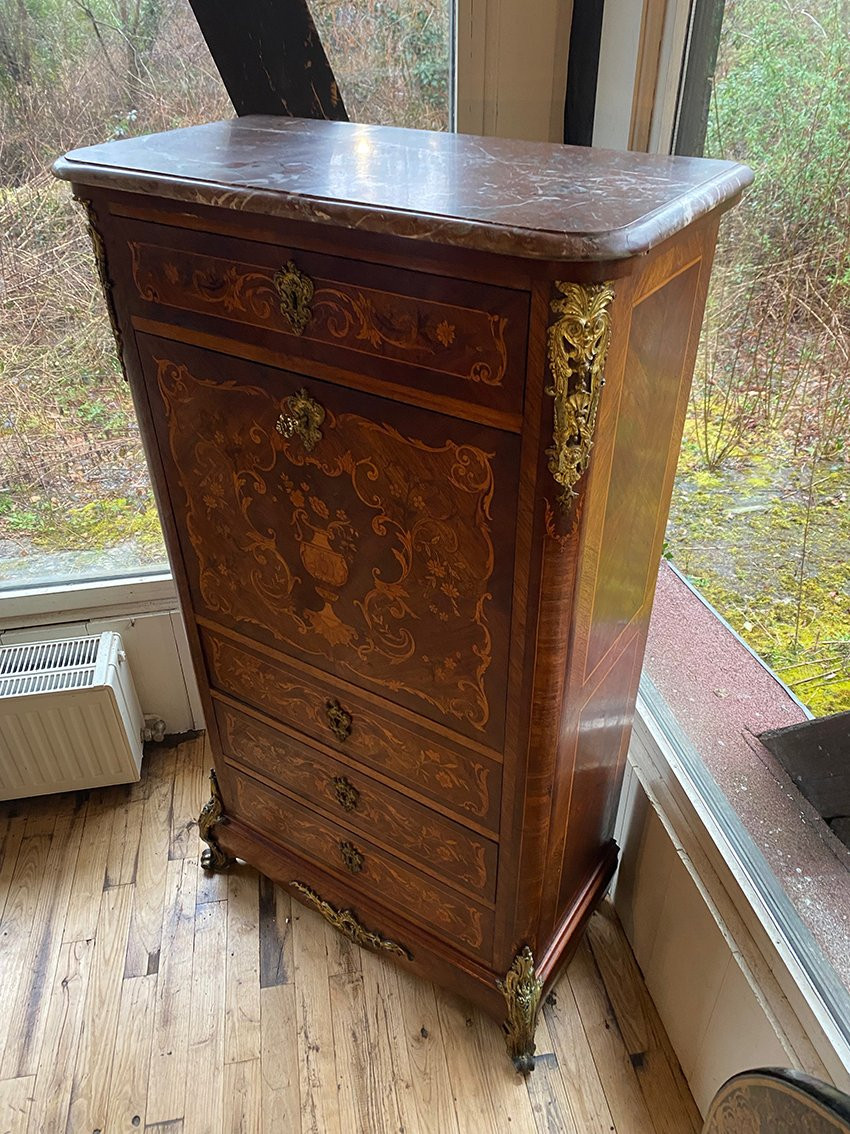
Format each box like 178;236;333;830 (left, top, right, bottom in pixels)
140;335;517;746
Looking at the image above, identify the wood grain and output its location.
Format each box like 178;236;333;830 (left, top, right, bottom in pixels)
0;735;698;1133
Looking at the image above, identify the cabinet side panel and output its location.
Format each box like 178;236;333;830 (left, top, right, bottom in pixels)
584;261;701;680
539;229;717;945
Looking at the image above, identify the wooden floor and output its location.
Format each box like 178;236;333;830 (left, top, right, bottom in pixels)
0;735;702;1134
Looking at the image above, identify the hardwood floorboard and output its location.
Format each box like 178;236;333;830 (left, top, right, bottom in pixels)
184;899;226;1134
65;883;134;1134
588;903;704;1134
569;938;656;1134
104;972;157;1131
259;983;300;1133
0;735;700;1134
0;1075;34;1134
146;857;197;1126
1;807;84;1079
26;939;93;1134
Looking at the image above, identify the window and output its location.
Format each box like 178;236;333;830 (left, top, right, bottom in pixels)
0;0;455;592
665;0;850;716
312;0;453;131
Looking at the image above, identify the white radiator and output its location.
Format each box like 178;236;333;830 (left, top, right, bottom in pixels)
0;631;144;800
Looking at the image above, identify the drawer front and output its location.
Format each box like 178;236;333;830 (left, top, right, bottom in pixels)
118;219;528;415
202;629;502;833
140;333;518;748
227;766;494;960
214;698;498;900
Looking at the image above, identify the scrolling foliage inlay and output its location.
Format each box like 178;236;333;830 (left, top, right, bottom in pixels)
156;358;498;734
545;282;614;503
129;242;510;384
206;633;497;822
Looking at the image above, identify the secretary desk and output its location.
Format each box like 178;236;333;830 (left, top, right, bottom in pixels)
55;117;751;1070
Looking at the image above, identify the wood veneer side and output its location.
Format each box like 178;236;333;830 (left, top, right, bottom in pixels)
528;265;638;944
492;262;639;975
538;215;723;945
491;277;551;970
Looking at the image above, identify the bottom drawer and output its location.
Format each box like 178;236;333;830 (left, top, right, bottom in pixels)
225;766;494;961
214;697;498;900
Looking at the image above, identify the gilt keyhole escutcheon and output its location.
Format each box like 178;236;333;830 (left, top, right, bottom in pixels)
273;260;314;334
332;776;359;812
339;840;364;873
325;698;353;742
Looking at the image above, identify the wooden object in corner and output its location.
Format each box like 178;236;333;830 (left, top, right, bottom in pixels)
54;117;750;1072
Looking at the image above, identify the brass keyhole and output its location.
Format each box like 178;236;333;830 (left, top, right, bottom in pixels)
339;841;364;873
276;388;325;452
325;699;352;742
332;776;359;812
273;260;314;334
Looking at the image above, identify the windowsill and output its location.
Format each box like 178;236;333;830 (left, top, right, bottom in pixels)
640;561;850;1049
0;571;178;630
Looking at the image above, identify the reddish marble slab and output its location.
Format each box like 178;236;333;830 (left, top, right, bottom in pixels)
54;116;752;262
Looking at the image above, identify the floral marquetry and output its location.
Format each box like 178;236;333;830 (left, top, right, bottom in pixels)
147;342;518;747
62;113;748;1070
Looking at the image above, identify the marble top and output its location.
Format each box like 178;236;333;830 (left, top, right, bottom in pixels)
54;116;752;262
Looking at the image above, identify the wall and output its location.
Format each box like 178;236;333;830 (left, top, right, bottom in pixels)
613;755;787;1114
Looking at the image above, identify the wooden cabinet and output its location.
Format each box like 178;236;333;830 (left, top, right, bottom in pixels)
55;116;750;1071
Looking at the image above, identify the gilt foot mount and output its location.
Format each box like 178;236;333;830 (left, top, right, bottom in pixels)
198;768;235;872
497;946;543;1074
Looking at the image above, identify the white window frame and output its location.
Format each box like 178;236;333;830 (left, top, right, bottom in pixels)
0;572;178;632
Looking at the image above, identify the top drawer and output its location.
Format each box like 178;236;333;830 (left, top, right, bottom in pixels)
112;218;529;416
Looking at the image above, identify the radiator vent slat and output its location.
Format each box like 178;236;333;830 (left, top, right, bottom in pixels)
0;635;102;700
0;636;100;677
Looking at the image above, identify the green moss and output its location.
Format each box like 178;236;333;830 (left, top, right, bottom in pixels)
668;418;850;714
2;495;164;556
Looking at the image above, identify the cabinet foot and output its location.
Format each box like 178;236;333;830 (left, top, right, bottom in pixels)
198;768;235;872
497;946;543;1075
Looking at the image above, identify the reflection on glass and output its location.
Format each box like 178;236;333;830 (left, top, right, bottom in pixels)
312;0;453;131
0;1;453;592
666;0;850;715
0;3;235;590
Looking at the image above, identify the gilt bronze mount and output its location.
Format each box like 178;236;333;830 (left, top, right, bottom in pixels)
77;196;126;370
545;281;614;504
198;768;235;872
276;387;325;452
291;881;412;960
332;775;360;812
325;698;353;741
273;259;314;334
497;946;543;1074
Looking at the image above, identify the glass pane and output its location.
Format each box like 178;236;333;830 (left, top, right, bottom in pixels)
666;0;850;715
312;0;453;130
1;0;454;592
0;2;231;589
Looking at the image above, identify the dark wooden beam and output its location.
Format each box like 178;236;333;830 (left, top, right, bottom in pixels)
564;0;605;146
187;0;348;121
674;0;726;157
